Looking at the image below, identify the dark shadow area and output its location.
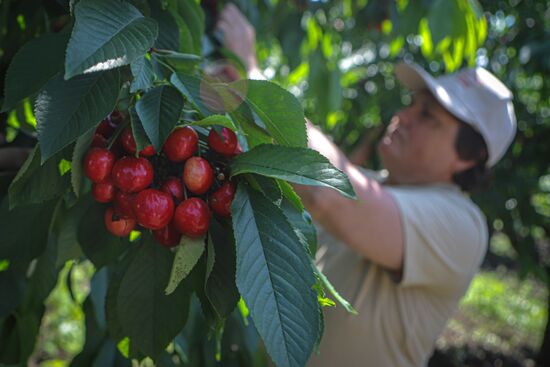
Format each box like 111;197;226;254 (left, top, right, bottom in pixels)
428;345;538;367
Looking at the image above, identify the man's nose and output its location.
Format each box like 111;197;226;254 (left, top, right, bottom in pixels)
395;110;412;128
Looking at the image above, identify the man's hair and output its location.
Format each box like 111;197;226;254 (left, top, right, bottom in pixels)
452;121;491;192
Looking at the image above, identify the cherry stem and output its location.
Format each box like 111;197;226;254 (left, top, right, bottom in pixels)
107;121;129;150
183;184;189;200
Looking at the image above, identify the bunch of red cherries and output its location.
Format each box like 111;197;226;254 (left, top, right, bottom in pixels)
82;112;240;247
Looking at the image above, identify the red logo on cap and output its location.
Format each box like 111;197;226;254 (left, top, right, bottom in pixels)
457;71;479;88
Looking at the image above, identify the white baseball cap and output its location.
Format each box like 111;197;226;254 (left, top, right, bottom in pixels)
394;62;517;167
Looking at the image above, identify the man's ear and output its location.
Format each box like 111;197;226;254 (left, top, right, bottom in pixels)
452;158;477;174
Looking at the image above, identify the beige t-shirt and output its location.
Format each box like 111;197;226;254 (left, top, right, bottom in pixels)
307;173;488;367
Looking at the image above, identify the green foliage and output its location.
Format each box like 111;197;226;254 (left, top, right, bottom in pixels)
438;270;548;357
230;144;356;199
165;235;205;295
8;145;70;208
135;85;184;151
1;32;69;112
65;0;158;79
117;235;192;358
71;129;95;197
462;271;547;343
77;197;131;269
231;183;319;367
35;69;121;162
205;218;240;320
130;56;155;93
2;0;547;365
0;197;56;266
231;80;308;148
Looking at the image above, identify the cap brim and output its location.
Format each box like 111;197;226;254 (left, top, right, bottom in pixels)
394;62;435;91
395;62;472;124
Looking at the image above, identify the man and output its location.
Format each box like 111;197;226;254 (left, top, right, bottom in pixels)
217;4;516;366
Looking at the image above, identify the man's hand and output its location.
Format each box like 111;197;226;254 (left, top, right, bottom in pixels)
216;3;263;79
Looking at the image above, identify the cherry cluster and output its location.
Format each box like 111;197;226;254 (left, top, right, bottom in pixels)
82;112;239;247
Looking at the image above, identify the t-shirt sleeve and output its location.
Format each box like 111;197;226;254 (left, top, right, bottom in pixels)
386;187;488;293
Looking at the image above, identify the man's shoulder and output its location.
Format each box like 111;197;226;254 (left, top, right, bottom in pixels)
385;181;487;247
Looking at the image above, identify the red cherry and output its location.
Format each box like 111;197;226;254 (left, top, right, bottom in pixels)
173;198;211;238
163;127;198;162
104;207;136;237
153;223;182;247
231;142;243;156
140;145;155;157
91;133;108;148
161;177;184;202
114;191;136;219
209;181;236;217
133;189;175;230
121;127;155;157
83;148;115;183
92;177;116;203
112;156;154;193
183;157;214;195
109;110;124;126
208;127;237;155
96;118;116;138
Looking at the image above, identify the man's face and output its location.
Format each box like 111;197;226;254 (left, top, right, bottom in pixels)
377;90;468;185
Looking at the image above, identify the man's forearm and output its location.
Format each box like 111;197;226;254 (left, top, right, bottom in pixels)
305;120;349;172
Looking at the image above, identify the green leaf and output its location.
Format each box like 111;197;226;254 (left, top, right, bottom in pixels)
165;236;206;295
231;80;307;148
1;32;69;112
187;114;237;131
77;197;130;269
314;266;357;315
0;267;25;318
65;0;158;79
71;298;109;367
105;253;134;345
130;56;155;93
170;73;215;117
21;215;64;312
0;197;56;265
103;249;145;361
153;49;202;72
53;199;86;267
117;235;192;357
278;180;305;212
229;103;272;148
428;0;466;46
36;69;121;162
230;145;356;199
205;218;240;319
245;174;282;205
8;146;70;209
231;184;319;367
71;128;95;197
280;198;318;256
136;85;183;151
167;0;204;54
150;1;179;51
129;107;153;152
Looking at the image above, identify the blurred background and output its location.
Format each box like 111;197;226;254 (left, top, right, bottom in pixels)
1;0;549;366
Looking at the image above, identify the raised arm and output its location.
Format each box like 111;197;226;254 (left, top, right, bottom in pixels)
216;3;264;79
295;123;405;271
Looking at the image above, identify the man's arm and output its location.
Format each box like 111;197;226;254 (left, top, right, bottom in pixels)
216;4;264;79
215;5;404;271
295;123;405;271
